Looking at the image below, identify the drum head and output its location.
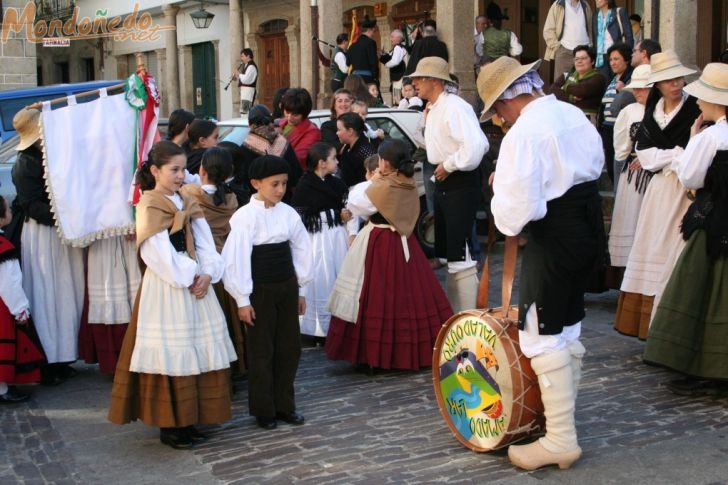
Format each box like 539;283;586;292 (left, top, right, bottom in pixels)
432;311;518;452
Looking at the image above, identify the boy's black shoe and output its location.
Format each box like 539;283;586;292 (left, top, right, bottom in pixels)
0;386;30;404
160;427;193;449
275;411;305;425
183;426;207;442
256;416;277;430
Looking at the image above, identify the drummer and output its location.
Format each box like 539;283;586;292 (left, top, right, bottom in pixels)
477;57;605;470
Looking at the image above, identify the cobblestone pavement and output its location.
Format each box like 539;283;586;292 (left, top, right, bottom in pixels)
2;249;728;484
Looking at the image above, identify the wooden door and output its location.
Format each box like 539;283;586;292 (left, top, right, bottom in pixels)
259;32;290;109
191;42;217;119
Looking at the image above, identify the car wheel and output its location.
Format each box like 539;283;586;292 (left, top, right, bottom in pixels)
415;206;435;259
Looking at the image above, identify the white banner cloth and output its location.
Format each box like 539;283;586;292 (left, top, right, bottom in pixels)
40;90;137;247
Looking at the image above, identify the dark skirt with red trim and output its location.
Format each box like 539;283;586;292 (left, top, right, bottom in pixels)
325;227;453;370
0;301;45;384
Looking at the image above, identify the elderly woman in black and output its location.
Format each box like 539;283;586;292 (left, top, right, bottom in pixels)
336;112;376;188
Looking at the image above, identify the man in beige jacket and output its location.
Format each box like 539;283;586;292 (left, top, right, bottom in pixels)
543;0;593;81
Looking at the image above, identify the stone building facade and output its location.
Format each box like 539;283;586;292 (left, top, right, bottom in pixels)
0;0;38;91
3;0;722;118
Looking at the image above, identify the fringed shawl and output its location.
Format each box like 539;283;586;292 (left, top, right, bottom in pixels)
290;173;348;233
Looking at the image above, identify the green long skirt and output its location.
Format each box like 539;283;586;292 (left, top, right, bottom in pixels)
644;230;728;379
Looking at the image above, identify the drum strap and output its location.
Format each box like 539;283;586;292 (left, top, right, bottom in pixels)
476;235;518;315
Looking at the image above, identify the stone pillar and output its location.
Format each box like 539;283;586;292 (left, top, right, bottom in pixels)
179;45;194;110
318;0;343;107
286;25;301;88
377;15;392;106
229;0;243;115
300;5;313;94
436;0;477;103
162;4;181;111
654;0;698;68
155;48;168;116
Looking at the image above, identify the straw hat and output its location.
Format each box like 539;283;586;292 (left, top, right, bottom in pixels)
623;64;652;91
684;62;728;107
476;56;541;121
647;50;696;84
408;57;453;83
13;108;41;151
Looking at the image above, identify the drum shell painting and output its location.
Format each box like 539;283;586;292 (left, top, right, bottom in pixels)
432;310;545;452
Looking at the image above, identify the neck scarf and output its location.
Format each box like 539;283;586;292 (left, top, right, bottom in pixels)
636;90;700;152
596;9;613;68
135;189;205;268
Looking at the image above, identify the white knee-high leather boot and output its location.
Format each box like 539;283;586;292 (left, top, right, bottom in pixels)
446;266;478;313
508;349;581;470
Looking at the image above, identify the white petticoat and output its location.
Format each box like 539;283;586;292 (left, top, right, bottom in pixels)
620;170;690;297
129;268;237;376
21;218;84;363
300;218;349;337
608;169;647;267
87;236;141;324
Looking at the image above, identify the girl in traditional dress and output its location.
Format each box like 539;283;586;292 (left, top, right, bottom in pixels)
11;108;84;385
644;63;728;395
108;141;236;449
326;139;453;371
0;195;45;403
180;148;245;375
291;142;351;344
614;51;700;339
606;64;650;297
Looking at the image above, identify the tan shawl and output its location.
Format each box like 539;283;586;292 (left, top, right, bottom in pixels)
135;189;205;265
366;171;419;237
180;184;238;252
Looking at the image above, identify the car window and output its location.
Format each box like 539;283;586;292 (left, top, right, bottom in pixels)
218;126;250;146
367;117;415;153
0;94;57;132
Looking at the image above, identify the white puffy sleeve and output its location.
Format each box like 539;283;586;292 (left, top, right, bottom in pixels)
288;210;313;291
441;104;489;173
346;181;377;218
221;214;254;308
635;146;684;173
676;129;718;190
0;259;30;318
140;230;198;288
491;134;546;236
613;107;634;162
509;32;523;57
191;218;224;283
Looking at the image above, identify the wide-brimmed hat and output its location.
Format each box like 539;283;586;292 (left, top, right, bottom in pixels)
408;57;453;83
684;62;728;106
623;64;652;91
13;108;41;151
648;50;696;84
476;56;541;121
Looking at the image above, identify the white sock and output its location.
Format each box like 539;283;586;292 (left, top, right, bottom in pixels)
0;382;8;395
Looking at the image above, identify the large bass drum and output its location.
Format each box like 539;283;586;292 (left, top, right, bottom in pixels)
432;310;544;451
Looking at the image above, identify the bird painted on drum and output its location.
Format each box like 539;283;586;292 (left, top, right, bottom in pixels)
439;348;504;432
454;350;503;419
